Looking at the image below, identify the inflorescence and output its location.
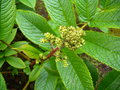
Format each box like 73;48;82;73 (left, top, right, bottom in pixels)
40;26;85;67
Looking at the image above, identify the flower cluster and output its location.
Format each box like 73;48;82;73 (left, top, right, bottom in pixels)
40;26;85;67
41;26;85;50
40;32;62;48
59;26;85;50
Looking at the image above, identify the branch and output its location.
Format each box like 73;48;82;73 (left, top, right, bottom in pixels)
0;40;31;61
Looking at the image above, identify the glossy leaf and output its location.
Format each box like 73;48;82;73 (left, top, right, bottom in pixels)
75;0;98;21
0;0;15;40
4;41;28;56
0;52;4;58
0;29;17;50
89;8;120;28
0;58;5;68
0;73;7;90
16;10;54;50
81;31;120;71
6;56;26;69
55;78;66;90
43;0;76;26
19;0;36;9
18;44;42;59
84;60;98;86
29;65;42;82
100;0;120;10
56;48;94;90
34;68;58;90
98;70;120;90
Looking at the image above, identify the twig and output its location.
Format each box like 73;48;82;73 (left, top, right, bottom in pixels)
46;47;59;60
81;23;88;29
0;40;31;61
1;71;24;74
22;81;30;90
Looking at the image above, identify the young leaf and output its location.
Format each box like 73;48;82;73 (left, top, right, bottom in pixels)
6;56;26;69
81;31;120;71
4;41;28;56
19;0;36;9
0;0;15;40
18;44;42;59
0;73;7;90
34;68;58;90
75;0;98;21
16;10;55;50
98;70;120;90
0;29;17;50
29;65;42;82
43;0;76;26
56;48;94;90
100;0;120;10
0;58;5;68
89;8;120;28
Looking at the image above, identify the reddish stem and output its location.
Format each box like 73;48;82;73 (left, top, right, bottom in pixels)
46;47;59;59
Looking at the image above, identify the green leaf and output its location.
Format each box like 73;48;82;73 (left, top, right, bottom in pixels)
16;10;54;50
0;0;15;40
0;58;5;68
29;65;42;82
99;27;109;33
75;0;98;21
89;8;120;28
6;56;26;69
43;57;58;75
56;48;94;90
0;29;17;50
84;60;98;86
18;44;42;59
98;70;120;90
4;41;28;56
0;52;4;58
19;0;36;9
43;0;76;26
0;73;7;90
34;68;58;90
81;31;120;71
100;0;120;10
55;78;66;90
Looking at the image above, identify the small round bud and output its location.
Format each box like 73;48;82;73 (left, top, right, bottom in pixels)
63;60;69;67
55;57;61;62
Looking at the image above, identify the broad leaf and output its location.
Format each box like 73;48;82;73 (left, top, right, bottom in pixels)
16;10;54;50
89;8;120;28
6;56;26;69
0;0;15;40
100;0;120;10
34;68;58;90
19;0;36;9
43;0;76;26
0;29;17;50
75;0;98;21
55;78;66;90
29;65;42;82
0;52;4;58
0;58;5;68
56;48;94;90
18;44;42;59
81;31;120;71
4;41;28;56
98;70;120;90
0;73;7;90
84;60;98;86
